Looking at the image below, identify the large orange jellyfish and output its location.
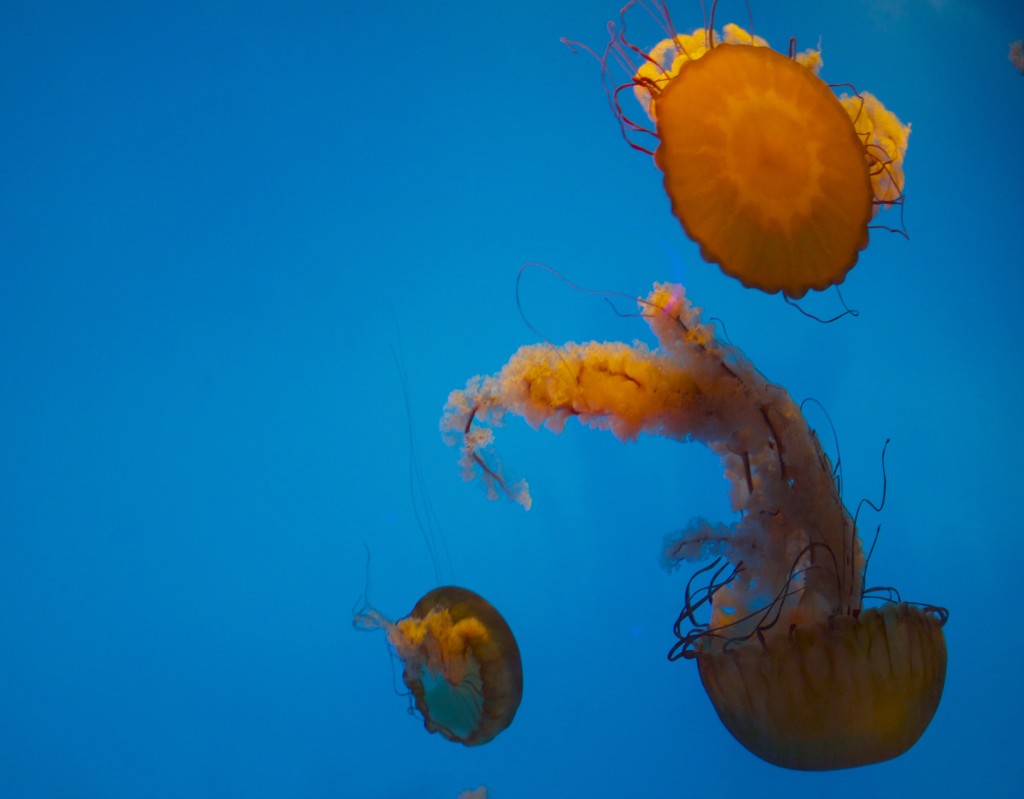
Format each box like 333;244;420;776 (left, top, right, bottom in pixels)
593;2;910;298
441;283;946;769
355;586;523;746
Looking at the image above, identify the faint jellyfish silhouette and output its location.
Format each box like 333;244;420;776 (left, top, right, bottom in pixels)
1011;40;1024;74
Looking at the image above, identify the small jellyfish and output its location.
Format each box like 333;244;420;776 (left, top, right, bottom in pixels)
355;586;523;746
442;283;946;769
597;4;910;297
1011;40;1024;75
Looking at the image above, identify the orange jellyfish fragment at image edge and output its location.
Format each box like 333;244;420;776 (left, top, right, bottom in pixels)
654;43;873;297
442;283;946;769
357;586;523;746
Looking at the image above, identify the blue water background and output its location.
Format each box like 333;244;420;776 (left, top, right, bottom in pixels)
2;1;1022;797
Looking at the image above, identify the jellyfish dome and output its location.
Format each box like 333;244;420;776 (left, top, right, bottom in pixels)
355;586;523;746
609;7;910;297
695;602;946;769
653;42;873;297
442;283;946;769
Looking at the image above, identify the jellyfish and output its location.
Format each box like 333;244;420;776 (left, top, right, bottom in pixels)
1011;40;1024;75
355;586;523;746
596;3;910;298
441;283;946;769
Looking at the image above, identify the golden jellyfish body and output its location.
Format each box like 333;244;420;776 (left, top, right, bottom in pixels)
699;603;945;769
442;284;946;769
621;15;910;297
355;586;523;746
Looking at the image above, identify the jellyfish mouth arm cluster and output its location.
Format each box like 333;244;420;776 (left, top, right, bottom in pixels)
442;283;863;638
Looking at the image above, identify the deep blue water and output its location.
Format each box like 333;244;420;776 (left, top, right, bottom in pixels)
2;1;1023;797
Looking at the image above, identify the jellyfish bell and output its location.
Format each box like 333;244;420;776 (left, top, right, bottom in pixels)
693;602;948;770
443;281;947;769
592;3;910;298
355;586;523;746
652;42;874;297
670;531;948;769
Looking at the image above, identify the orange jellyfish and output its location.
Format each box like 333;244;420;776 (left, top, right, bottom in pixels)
596;3;910;297
442;283;946;769
355;586;523;746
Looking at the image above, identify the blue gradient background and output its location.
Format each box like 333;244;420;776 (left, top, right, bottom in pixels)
2;1;1022;797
